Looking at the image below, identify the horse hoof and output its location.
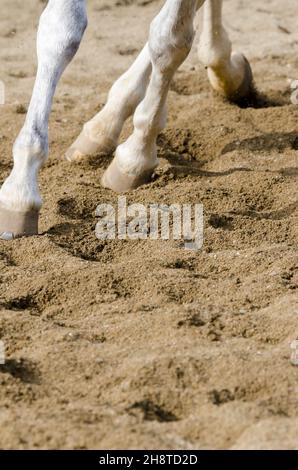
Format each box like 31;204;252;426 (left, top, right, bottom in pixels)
228;54;255;103
65;131;115;163
101;158;155;193
0;206;39;240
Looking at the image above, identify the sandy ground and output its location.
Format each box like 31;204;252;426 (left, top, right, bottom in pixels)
0;0;298;450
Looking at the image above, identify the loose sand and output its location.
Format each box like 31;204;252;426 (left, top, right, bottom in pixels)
0;0;297;450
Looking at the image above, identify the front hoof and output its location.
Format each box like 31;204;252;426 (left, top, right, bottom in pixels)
65;131;116;163
101;158;155;193
0;206;39;240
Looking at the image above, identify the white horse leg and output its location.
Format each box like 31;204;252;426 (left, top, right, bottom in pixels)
65;44;152;162
0;0;87;240
198;0;254;101
102;0;205;193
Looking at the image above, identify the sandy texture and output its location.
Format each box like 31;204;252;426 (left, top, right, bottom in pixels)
0;0;298;450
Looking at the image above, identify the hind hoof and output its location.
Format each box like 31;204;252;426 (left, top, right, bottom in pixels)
0;206;39;240
101;158;155;193
228;54;254;102
65;131;116;163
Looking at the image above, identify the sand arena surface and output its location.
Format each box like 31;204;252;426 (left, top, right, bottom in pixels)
0;0;297;449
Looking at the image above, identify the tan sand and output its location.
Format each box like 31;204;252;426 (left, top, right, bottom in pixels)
0;0;297;450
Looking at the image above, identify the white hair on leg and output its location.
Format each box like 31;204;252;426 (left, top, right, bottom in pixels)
102;0;205;193
66;43;153;162
198;0;254;102
0;0;87;239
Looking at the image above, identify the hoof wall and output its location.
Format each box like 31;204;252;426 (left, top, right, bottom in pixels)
101;158;155;193
0;206;39;240
228;55;255;104
65;132;115;163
